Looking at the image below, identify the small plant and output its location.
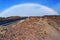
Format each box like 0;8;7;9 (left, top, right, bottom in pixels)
39;29;47;35
0;26;8;35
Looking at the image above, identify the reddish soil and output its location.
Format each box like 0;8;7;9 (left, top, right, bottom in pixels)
0;16;60;40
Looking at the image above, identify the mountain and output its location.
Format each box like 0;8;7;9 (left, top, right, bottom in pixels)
0;16;27;25
0;15;60;40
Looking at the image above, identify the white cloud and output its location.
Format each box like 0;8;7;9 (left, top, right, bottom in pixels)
0;3;59;17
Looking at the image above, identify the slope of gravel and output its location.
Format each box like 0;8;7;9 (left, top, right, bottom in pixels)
0;16;60;40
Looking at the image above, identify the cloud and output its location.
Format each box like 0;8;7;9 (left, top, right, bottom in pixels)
0;3;59;17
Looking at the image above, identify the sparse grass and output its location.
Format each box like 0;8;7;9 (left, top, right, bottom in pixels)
39;29;47;35
0;26;8;35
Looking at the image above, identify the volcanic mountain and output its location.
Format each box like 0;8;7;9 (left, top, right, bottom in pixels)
0;15;60;40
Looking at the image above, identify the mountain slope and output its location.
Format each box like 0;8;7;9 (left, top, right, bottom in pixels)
0;16;60;40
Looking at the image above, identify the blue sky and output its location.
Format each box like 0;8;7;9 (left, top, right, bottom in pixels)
0;0;60;13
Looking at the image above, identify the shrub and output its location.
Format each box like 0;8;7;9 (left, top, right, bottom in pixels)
0;26;8;35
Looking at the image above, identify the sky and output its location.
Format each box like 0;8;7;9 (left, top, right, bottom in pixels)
0;0;60;13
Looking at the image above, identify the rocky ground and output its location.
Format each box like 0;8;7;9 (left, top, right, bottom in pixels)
0;16;60;40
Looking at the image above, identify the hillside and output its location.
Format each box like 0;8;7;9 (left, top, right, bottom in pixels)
0;15;60;40
0;16;27;25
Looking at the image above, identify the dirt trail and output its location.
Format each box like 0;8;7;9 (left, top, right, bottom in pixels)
43;21;60;40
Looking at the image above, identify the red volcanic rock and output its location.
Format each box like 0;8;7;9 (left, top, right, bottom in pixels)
0;15;60;40
6;16;21;19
